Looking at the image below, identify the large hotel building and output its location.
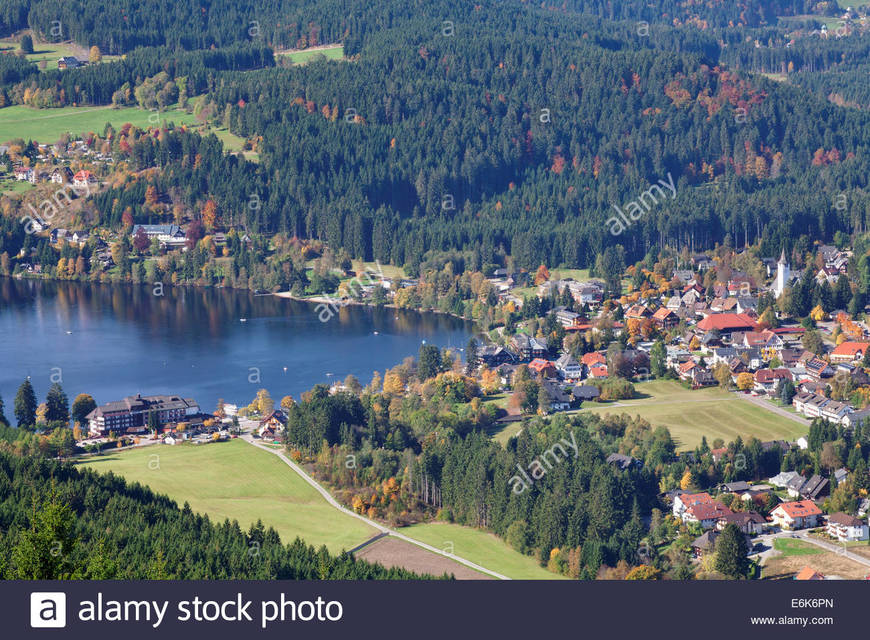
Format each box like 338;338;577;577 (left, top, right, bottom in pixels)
85;393;200;436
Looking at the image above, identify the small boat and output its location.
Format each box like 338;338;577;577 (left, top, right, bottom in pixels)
283;366;288;372
373;331;379;335
65;331;72;335
240;318;247;322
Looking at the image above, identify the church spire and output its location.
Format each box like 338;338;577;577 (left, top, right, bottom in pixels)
778;248;787;265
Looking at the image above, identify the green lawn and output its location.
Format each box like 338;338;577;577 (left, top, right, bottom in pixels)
399;522;565;579
774;538;823;557
580;380;807;451
0;104;199;143
276;45;344;64
0;177;34;195
0;39;119;71
77;439;377;553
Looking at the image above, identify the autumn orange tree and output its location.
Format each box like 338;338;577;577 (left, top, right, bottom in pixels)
534;264;550;285
202;199;218;231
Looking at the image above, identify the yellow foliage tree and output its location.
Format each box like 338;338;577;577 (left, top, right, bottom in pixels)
810;305;827;322
680;469;692;490
736;372;755;391
383;371;405;395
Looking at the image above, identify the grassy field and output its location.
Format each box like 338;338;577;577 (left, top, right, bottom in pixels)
580;380;807;450
78;439;377;553
276;44;344;64
398;522;566;579
0;38;119;70
0;104;199;143
773;538;823;557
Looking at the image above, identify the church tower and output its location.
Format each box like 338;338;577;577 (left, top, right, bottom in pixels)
774;248;790;298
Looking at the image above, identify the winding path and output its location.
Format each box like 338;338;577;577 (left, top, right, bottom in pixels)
240;435;510;580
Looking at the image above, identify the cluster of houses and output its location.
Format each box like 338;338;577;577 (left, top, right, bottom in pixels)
668;477;869;567
13;165;97;187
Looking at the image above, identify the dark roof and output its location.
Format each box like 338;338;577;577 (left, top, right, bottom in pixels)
828;512;864;527
720;481;752;493
572;385;600;400
606;453;639;470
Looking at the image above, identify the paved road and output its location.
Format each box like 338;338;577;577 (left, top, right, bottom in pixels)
735;393;810;426
754;529;870;571
240;434;511;580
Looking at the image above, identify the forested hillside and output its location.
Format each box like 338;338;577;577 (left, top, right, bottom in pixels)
0;449;432;579
2;0;870;272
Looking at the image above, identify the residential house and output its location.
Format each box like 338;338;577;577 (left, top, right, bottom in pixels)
605;453;641;471
476;344;516;367
528;358;557;379
786;474;829;501
826;513;869;542
572;385;600;404
57;56;84;69
716;512;766;536
510;334;548;360
13;166;33;182
540;380;573;412
771;500;823;530
754;368;793;395
258;409;288;437
684;501;734;529
50;166;73;184
673;492;713;518
805;357;834;380
769;470;801;488
831;341;870;364
554;353;583;381
794;567;826;581
652;307;678;329
718;481;752;494
820;400;853;425
72;169;96;188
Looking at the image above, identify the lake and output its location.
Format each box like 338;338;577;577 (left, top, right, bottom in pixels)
0;279;472;414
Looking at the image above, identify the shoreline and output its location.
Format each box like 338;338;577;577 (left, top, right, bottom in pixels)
7;273;477;328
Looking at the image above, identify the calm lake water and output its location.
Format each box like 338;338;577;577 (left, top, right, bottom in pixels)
0;279;472;413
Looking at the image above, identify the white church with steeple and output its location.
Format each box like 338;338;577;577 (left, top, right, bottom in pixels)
773;248;790;298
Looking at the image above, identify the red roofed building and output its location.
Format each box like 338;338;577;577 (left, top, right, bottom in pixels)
684;501;733;529
581;352;606;367
754;368;793;394
587;364;608;379
528;358;557;378
697;313;757;334
794;566;825;581
771;500;823;530
73;169;96;188
652;307;678;329
831;341;870;364
673;492;713;518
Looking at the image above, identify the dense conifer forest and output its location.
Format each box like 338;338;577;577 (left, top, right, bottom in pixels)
0;448;433;579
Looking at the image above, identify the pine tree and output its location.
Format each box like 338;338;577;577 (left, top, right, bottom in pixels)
11;489;77;579
714;523;750;579
14;379;37;428
45;383;69;424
